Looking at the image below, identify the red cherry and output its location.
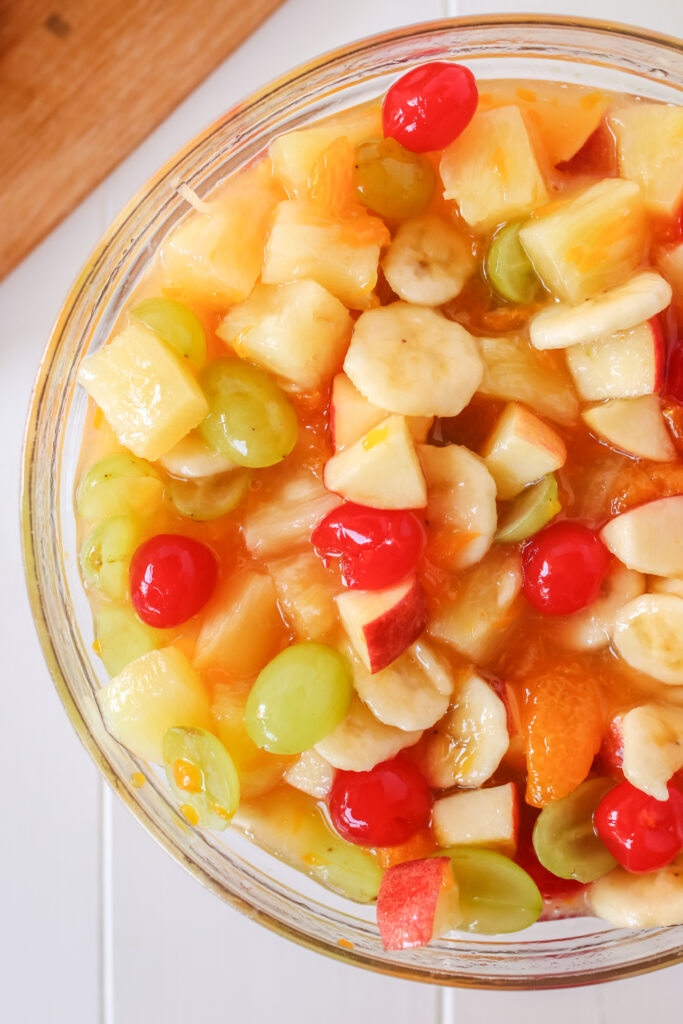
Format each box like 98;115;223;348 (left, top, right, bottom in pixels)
594;781;683;873
130;534;218;628
329;757;431;846
521;521;610;616
382;61;478;153
311;503;425;590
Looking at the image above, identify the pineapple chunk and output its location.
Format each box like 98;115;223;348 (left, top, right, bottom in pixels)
268;552;339;641
477;333;579;426
481;402;566;500
284;749;336;799
331;373;432;450
244;470;342;558
519;178;646;303
78;324;209;461
96;648;211;763
194;571;286;677
262;199;384;309
217;281;352;390
609;103;683;217
440;105;548;232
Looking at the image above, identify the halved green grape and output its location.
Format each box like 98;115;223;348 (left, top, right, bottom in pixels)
438;847;543;934
167;468;251;521
532;777;617;883
80;516;139;599
163;726;240;830
486;220;542;304
495;474;561;544
236;787;381;902
130;297;206;368
94;605;166;676
199;358;298;468
246;644;352;754
77;453;163;520
354;137;435;220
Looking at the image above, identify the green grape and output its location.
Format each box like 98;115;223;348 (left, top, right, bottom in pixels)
533;777;618;883
495;474;561;544
354;137;435;220
163;726;240;830
438;847;543;934
80;516;138;600
236;787;381;903
130;296;207;368
199;358;298;468
167;468;251;521
94;605;166;676
77;453;163;520
245;643;352;755
486;220;542;304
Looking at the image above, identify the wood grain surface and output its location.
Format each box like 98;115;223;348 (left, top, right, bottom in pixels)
0;0;284;279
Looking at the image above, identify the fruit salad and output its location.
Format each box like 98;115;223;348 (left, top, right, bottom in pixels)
75;60;683;950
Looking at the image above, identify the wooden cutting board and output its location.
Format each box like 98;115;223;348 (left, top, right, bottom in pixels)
0;0;285;280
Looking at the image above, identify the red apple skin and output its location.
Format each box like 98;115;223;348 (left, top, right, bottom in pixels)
651;317;665;392
595;716;625;782
377;857;450;951
488;677;521;738
363;579;427;673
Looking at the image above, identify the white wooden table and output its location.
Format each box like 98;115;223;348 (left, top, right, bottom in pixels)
2;2;682;1021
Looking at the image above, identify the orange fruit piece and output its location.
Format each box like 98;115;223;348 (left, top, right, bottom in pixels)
373;827;437;870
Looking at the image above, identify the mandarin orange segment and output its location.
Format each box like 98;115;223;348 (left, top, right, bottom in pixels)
373;827;437;870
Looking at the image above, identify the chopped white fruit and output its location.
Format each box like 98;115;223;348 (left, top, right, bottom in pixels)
614;594;683;686
565;319;664;401
421;672;510;789
158;431;237;478
582;396;676;463
659;243;683;310
609;103;683;217
589;853;683;928
620;704;683;801
315;694;421;772
96;648;210;764
481;402;566;500
553;563;646;652
519;178;646;303
350;640;455;732
418;443;497;570
194;571;285;677
529;272;672;351
432;783;519;857
244;469;341;558
601;496;683;578
478;333;579;426
284;749;336;799
268;552;338;642
336;575;426;674
382;214;475;306
78;325;209;462
330;373;431;451
440;106;548;231
323;415;427;510
650;576;683;600
262;199;384;309
216;281;352;391
343;302;483;418
429;547;523;664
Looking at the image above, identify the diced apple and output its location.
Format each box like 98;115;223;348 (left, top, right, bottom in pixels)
418;444;497;570
582;396;676;462
323;415;427;510
619;704;683;801
609;103;683;217
216;281;352;391
350;640;455;731
268;551;339;641
440;105;548;231
481;402;566;500
600;495;683;577
244;469;342;558
315;694;422;772
432;783;520;857
376;857;461;951
658;243;683;311
194;571;286;676
519;178;646;303
262;199;384;309
330;373;431;451
477;333;579;426
96;648;211;763
284;749;336;799
78;324;209;462
565;319;665;401
336;576;427;673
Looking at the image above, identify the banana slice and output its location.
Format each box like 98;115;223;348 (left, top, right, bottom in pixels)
553;563;645;651
158;431;237;478
314;694;421;772
613;594;683;685
650;576;683;600
284;749;336;799
529;272;672;351
351;641;455;732
381;214;475;306
620;704;683;800
343;302;483;418
589;854;683;927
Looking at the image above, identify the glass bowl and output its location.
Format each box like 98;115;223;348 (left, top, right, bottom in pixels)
22;15;683;989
